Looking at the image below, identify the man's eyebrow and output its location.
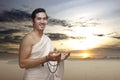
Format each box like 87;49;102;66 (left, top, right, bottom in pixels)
37;16;47;18
36;17;48;20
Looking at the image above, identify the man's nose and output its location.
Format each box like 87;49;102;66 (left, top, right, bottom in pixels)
40;19;44;23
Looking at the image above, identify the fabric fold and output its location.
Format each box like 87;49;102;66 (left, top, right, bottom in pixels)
24;34;64;80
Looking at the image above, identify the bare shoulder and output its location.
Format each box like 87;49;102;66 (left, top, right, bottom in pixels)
20;33;34;46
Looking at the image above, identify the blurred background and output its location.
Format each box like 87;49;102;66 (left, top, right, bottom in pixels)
0;0;120;80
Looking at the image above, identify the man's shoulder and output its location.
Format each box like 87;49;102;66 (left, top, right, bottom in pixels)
21;33;33;45
23;33;31;40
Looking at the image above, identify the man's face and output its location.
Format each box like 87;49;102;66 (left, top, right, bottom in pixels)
33;12;48;30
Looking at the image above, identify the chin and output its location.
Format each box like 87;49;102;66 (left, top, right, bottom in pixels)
39;26;45;30
39;28;45;31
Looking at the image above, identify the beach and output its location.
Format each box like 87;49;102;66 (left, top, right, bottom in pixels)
63;59;120;80
0;59;120;80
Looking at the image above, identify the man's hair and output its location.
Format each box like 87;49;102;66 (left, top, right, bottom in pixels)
31;8;48;20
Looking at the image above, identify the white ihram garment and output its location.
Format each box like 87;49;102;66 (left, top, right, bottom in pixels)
23;34;64;80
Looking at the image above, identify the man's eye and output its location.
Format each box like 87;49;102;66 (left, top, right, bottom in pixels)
37;18;42;20
37;17;47;20
43;18;47;20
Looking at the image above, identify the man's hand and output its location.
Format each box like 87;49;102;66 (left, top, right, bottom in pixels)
47;51;61;61
60;51;71;61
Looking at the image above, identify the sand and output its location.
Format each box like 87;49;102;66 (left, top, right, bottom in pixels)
0;59;120;80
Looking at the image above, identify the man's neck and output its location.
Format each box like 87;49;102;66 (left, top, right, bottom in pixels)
33;29;43;37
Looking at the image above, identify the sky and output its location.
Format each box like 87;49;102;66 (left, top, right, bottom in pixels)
0;0;120;58
0;0;120;31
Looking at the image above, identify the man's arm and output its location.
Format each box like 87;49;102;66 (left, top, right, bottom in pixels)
19;35;61;69
19;35;48;69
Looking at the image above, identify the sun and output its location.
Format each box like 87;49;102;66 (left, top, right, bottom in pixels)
70;52;91;59
81;53;90;58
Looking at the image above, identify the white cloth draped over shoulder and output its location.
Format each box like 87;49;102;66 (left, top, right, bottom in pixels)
23;34;64;80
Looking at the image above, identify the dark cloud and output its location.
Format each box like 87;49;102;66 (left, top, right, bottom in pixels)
112;36;120;39
93;34;105;37
0;9;100;28
93;32;120;40
48;17;72;27
3;35;22;43
107;32;120;39
0;29;21;34
0;32;76;43
0;29;86;43
46;33;86;40
48;17;100;28
0;29;22;43
0;9;31;22
0;9;72;27
46;33;68;40
0;34;22;43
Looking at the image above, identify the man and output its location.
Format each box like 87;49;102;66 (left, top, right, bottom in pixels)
19;8;70;80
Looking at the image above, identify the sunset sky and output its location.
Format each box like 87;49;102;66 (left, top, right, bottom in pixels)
1;2;120;80
0;0;120;58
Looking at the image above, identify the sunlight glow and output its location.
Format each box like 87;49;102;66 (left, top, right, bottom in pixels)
81;53;90;58
65;26;106;50
52;21;114;51
70;52;91;59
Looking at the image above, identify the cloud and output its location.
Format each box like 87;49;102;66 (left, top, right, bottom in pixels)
93;34;105;37
48;17;100;28
48;17;72;27
46;33;86;40
1;35;21;43
0;8;100;28
0;34;22;43
93;32;120;40
0;9;73;27
112;36;120;39
46;33;68;40
107;32;120;39
0;29;21;34
0;29;22;43
0;9;31;22
71;17;101;27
